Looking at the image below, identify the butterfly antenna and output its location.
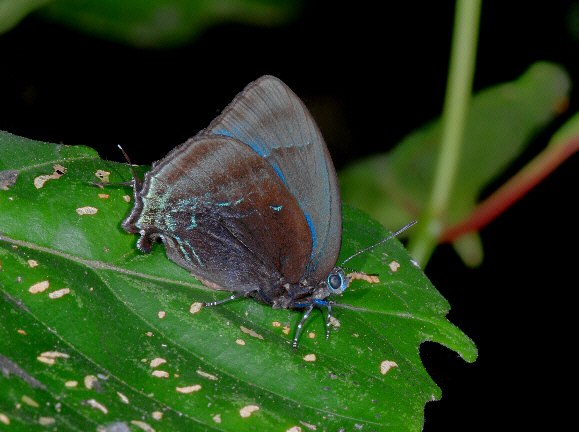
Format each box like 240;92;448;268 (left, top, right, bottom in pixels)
341;220;418;265
117;144;141;182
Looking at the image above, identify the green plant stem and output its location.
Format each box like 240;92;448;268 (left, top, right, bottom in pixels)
408;0;482;266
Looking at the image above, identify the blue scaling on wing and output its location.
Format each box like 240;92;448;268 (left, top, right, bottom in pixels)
203;76;342;283
181;239;203;266
213;126;288;186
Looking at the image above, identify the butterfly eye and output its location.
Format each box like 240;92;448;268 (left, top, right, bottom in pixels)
327;269;346;294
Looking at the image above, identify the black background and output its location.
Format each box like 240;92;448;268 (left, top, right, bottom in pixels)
1;2;577;430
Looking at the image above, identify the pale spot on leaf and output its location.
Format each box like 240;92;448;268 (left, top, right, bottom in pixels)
196;370;218;380
189;302;203;314
36;356;55;365
84;375;98;389
303;354;316;362
152;370;169;378
389;261;401;272
150;358;167;368
240;326;264;340
38;417;55;426
21;395;39;407
48;288;70;299
380;360;399;375
94;170;110;182
76;206;98;215
33;164;66;189
176;385;202;394
40;351;69;359
29;280;49;294
347;271;380;283
329;317;341;328
130;420;155;432
239;404;260;418
86;399;108;414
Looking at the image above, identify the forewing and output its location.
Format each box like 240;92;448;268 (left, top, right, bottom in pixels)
123;136;312;293
202;76;342;281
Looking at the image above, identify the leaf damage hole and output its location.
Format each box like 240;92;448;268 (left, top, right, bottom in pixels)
21;395;39;407
303;354;317;362
176;384;202;394
76;206;98;216
48;288;70;299
33;164;66;189
347;271;380;284
29;280;49;294
86;399;108;414
240;326;264;340
117;392;129;404
189;302;203;314
152;370;169;378
380;360;399;375
38;417;56;426
94;170;110;183
150;358;167;368
131;420;155;432
239;404;260;418
196;370;218;381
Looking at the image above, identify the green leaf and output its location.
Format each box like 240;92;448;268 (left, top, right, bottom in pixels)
339;61;571;233
0;132;476;431
30;0;301;49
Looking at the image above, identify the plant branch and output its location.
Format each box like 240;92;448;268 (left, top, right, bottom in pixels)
408;0;482;265
438;135;579;243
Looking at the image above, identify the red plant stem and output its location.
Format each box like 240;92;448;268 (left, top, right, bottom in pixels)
439;136;579;243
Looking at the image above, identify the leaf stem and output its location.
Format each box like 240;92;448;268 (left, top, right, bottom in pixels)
408;0;482;266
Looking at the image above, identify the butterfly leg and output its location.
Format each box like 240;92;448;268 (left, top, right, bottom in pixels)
311;299;332;341
293;303;315;350
325;304;332;341
202;289;257;307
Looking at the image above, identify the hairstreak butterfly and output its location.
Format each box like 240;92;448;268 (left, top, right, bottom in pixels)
104;76;414;348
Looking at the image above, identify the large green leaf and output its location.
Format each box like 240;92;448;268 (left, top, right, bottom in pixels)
0;0;301;48
339;61;571;233
0;131;476;431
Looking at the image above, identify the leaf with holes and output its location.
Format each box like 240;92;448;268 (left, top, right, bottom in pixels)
0;131;476;431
